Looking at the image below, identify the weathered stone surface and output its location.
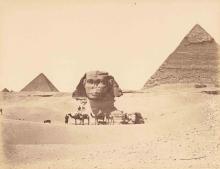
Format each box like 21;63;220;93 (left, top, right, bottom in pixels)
143;24;220;89
1;88;9;92
21;73;59;92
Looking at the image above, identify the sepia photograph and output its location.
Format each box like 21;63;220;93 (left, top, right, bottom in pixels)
0;0;220;169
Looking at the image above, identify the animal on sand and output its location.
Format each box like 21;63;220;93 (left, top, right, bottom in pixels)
105;113;114;125
133;112;145;124
43;120;51;123
90;111;105;125
68;113;90;125
90;110;114;125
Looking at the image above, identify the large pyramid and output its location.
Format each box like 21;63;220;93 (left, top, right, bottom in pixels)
143;24;220;89
21;73;59;92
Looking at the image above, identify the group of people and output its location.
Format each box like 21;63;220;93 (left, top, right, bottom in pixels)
65;105;90;125
65;106;145;125
121;112;145;124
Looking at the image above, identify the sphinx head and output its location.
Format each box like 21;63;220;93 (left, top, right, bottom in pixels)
73;71;122;100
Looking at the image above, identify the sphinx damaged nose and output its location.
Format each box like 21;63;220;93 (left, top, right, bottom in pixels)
95;88;102;93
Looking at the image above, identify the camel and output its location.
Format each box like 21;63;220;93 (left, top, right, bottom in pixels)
90;111;114;125
90;112;105;125
106;113;114;125
133;112;145;124
81;114;90;125
68;113;90;125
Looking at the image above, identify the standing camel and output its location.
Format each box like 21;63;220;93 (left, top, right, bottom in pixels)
90;111;105;125
90;110;114;125
106;113;114;125
68;113;89;125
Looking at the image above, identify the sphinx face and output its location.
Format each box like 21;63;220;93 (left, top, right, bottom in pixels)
84;75;109;100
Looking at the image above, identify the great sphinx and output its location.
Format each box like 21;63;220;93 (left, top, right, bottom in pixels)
72;71;123;123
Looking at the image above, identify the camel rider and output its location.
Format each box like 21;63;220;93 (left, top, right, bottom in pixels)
77;106;81;114
81;106;87;115
98;109;107;121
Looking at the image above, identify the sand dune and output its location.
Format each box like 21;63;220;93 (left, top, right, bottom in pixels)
1;85;220;169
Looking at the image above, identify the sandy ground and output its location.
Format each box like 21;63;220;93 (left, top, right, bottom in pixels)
0;85;220;169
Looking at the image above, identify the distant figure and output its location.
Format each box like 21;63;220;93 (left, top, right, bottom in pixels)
65;114;69;124
0;108;2;115
44;120;51;123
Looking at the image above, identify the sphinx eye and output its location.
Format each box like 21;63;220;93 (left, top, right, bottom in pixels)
98;80;107;85
87;79;94;84
99;79;108;85
95;80;101;84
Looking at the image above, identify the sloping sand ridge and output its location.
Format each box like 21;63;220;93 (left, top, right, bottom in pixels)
1;85;220;169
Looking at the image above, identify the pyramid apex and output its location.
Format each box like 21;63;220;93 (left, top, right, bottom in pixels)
36;73;48;80
193;24;202;28
185;24;214;43
38;73;46;76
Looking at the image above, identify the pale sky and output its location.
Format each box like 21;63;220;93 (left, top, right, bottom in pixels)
0;0;220;92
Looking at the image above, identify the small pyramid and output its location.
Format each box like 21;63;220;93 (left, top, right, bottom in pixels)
21;73;59;92
1;88;9;92
143;24;220;89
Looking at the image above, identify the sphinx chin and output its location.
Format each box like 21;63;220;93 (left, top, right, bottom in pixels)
86;93;103;100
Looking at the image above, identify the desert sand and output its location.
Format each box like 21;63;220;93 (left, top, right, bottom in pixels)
0;84;220;169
